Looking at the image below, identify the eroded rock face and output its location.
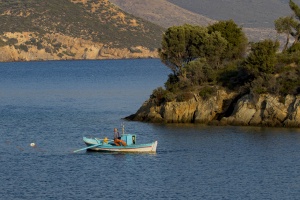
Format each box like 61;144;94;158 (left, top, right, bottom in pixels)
127;90;238;123
224;94;288;126
126;90;300;127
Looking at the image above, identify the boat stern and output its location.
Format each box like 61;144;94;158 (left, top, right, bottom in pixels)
151;141;158;152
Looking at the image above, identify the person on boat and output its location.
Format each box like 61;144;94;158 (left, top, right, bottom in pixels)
113;128;127;146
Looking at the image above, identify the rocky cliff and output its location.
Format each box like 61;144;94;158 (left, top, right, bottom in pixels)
126;90;300;127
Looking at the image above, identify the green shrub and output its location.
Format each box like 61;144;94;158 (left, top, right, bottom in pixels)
288;43;300;53
164;74;180;92
151;87;176;104
199;86;216;99
7;38;18;45
151;87;167;101
52;42;62;49
185;59;208;85
253;76;265;94
278;69;300;95
208;19;248;60
276;51;300;66
62;50;76;57
30;38;37;43
37;41;43;50
244;39;279;75
57;53;64;58
164;91;176;102
176;92;194;102
129;47;142;53
45;46;52;53
249;74;280;95
19;44;29;52
217;61;241;89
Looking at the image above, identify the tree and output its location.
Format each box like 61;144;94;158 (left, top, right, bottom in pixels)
159;24;208;78
244;40;280;75
208;20;248;60
274;16;297;51
203;31;228;68
290;0;300;17
289;0;300;44
275;1;300;49
159;24;228;79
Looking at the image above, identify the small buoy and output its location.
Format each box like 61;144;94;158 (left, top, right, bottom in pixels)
30;143;36;147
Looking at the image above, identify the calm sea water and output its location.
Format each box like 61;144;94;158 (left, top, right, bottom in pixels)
1;59;300;200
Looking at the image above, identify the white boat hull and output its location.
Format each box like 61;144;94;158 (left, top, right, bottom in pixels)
83;137;157;153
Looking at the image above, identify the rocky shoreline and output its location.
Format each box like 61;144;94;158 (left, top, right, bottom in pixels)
126;90;300;127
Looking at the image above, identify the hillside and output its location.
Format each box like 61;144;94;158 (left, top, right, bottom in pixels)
0;0;164;62
109;0;288;43
109;0;215;28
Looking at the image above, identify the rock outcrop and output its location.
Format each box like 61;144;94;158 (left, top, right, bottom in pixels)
126;90;300;127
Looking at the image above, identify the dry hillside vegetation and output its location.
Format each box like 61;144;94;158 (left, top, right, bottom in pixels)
0;0;164;61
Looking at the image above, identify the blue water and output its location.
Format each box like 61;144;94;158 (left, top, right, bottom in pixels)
1;59;300;200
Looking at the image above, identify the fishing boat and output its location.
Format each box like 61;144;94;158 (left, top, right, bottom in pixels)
74;133;157;153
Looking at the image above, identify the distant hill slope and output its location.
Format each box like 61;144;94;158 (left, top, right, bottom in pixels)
0;0;164;48
109;0;287;43
109;0;215;28
168;0;300;28
0;0;164;61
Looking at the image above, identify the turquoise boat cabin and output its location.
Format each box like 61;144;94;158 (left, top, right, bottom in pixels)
119;134;136;145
